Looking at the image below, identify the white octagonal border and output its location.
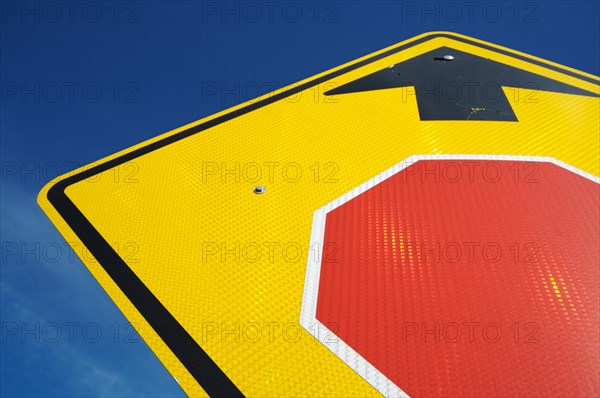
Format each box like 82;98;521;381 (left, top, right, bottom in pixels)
299;154;599;398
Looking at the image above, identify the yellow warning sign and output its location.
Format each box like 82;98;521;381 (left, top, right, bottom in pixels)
38;32;599;397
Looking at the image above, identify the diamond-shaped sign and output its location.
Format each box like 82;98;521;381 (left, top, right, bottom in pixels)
39;32;599;396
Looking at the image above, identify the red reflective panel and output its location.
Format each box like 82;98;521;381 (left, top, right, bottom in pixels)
316;160;599;397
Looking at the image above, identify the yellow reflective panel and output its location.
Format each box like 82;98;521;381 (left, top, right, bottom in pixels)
38;32;599;397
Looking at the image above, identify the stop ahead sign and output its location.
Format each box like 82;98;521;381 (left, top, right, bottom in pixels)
301;155;599;397
39;32;599;396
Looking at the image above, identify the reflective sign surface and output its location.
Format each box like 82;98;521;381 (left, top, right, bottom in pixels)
38;32;599;397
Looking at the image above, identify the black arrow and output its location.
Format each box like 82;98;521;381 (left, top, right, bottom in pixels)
325;46;599;121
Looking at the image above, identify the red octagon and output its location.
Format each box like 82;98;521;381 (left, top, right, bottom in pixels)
302;156;599;397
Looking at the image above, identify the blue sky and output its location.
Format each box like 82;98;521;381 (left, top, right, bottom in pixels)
1;1;599;396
